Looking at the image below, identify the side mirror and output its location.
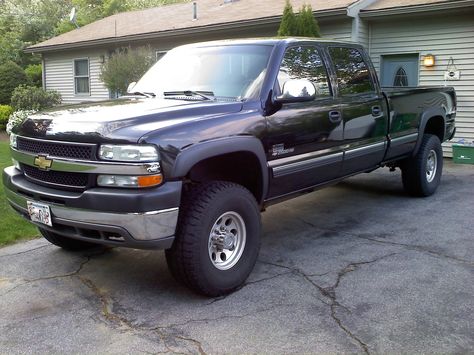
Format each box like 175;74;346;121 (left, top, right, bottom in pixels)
275;79;316;104
127;81;137;93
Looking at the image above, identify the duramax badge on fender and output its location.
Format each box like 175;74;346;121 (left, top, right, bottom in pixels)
3;38;456;296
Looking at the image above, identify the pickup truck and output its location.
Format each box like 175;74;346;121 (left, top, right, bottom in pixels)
3;38;456;296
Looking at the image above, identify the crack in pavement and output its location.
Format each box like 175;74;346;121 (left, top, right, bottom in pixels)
157;304;289;330
259;252;398;355
77;275;207;354
299;218;473;266
355;235;474;266
0;248;108;297
0;243;49;258
204;269;293;306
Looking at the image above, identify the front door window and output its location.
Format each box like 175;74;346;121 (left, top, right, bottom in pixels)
381;54;419;87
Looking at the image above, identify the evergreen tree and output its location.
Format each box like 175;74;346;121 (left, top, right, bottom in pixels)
277;1;321;38
297;4;320;37
277;0;297;36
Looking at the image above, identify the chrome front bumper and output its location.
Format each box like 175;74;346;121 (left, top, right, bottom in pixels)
3;166;180;249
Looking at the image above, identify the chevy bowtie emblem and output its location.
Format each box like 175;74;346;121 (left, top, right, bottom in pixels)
34;155;53;170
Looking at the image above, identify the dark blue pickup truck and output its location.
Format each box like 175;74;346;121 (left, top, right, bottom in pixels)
3;38;456;296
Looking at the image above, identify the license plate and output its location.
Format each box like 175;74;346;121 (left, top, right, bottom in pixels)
27;201;52;227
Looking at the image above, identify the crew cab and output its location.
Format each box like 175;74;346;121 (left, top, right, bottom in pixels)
3;38;456;296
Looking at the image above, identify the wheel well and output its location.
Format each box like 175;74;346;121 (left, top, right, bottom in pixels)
186;152;264;204
424;116;444;141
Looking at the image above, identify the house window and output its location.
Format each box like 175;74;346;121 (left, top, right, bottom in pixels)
74;59;90;94
393;67;408;87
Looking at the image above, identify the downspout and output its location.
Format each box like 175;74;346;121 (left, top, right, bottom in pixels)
42;56;46;90
347;0;378;44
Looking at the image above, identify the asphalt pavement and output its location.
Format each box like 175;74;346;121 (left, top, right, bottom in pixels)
1;160;473;354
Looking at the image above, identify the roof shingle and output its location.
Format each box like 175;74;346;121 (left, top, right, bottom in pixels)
28;0;356;50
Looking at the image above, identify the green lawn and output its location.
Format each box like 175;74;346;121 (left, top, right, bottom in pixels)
0;138;39;246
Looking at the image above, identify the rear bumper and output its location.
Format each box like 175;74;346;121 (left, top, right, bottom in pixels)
3;166;181;249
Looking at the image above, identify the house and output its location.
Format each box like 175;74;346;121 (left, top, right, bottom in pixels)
26;0;474;156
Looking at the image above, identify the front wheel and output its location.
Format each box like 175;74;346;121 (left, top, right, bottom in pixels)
401;134;443;197
165;181;261;296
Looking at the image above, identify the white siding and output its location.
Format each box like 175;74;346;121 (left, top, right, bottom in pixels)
368;12;474;156
319;19;353;41
44;50;109;104
358;18;369;49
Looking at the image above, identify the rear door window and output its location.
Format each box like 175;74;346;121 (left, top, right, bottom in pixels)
328;47;374;95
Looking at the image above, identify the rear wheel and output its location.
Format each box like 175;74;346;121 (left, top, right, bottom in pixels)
401;134;443;197
165;181;261;296
39;229;98;251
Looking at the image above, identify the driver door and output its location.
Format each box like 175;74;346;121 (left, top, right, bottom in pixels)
264;45;343;199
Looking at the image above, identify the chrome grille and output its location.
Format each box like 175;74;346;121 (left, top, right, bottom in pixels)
17;137;96;160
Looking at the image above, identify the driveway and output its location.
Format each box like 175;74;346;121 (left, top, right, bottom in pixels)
1;161;473;354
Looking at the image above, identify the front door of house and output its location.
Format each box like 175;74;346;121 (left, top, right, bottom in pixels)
381;54;419;87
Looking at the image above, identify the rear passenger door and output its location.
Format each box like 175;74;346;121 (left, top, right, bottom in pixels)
328;46;388;174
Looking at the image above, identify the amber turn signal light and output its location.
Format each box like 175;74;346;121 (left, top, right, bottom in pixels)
137;174;163;187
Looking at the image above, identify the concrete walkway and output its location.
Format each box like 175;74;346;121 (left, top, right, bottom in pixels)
1;161;473;354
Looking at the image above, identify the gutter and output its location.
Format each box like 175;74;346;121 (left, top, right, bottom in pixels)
360;0;474;18
25;8;347;54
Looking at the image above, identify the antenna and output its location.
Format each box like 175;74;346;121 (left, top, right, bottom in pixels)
69;7;79;29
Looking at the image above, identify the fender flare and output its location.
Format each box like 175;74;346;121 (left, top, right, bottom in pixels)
171;136;269;203
413;107;446;156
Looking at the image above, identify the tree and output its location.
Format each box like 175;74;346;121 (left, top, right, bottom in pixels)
297;4;320;37
100;46;155;96
25;64;43;87
0;61;28;104
277;1;321;38
0;0;188;67
277;0;298;36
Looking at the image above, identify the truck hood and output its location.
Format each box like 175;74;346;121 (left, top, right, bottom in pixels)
16;98;244;143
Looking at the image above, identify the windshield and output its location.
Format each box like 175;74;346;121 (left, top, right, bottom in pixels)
132;44;273;100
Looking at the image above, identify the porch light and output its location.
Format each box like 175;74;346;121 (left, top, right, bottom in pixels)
423;54;435;67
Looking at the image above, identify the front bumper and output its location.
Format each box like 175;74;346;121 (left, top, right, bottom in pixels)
3;166;181;249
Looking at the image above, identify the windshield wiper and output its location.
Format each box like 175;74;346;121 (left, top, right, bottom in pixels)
128;91;156;98
163;90;215;101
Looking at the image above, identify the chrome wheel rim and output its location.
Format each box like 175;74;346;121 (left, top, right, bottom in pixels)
208;211;246;271
426;149;437;183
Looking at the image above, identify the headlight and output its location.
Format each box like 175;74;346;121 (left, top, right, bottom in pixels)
98;144;159;162
9;133;17;148
97;174;163;188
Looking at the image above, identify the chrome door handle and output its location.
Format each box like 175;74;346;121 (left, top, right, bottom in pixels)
329;110;342;123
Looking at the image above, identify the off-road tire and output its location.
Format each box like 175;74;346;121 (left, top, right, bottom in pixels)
401;134;443;197
39;229;98;251
165;181;261;296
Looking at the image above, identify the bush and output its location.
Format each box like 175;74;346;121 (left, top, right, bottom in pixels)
0;105;13;131
10;85;61;111
100;46;155;96
25;64;43;87
0;61;28;105
6;109;37;135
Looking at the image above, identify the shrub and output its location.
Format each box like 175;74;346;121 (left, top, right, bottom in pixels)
10;85;61;111
0;105;13;131
6;110;37;135
100;46;155;96
0;61;28;105
25;64;43;87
